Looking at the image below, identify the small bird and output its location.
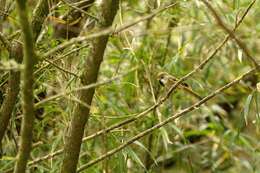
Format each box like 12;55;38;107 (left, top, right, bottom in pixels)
157;72;202;100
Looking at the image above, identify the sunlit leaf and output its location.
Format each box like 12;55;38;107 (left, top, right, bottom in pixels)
243;93;254;126
237;49;243;63
125;148;146;169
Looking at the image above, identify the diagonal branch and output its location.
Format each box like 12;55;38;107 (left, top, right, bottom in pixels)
201;0;259;67
77;67;257;172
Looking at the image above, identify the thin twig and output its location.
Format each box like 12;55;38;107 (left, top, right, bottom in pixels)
61;0;97;20
43;59;80;78
34;44;89;75
72;0;93;7
40;2;178;60
34;67;138;107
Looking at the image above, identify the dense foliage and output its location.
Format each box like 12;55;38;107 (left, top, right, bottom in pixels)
0;0;259;172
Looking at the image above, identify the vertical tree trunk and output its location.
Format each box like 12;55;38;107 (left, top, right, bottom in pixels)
0;43;22;143
13;0;36;172
60;1;119;172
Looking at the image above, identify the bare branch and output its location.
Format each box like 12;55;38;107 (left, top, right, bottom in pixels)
43;59;80;78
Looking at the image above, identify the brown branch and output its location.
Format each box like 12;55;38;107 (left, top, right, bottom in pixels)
77;67;257;172
0;42;22;144
201;0;259;67
26;1;256;166
13;0;36;172
60;1;119;172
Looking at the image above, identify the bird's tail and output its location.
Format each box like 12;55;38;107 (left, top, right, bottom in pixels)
182;86;203;100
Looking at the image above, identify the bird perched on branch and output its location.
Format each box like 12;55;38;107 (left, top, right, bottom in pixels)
157;72;202;100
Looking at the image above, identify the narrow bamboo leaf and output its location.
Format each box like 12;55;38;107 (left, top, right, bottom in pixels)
243;93;254;126
254;92;260;129
169;123;185;140
160;127;173;151
257;82;260;92
237;49;243;62
125;148;146;169
133;141;157;165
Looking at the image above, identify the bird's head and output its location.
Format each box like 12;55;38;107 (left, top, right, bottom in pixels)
157;72;171;87
157;72;189;88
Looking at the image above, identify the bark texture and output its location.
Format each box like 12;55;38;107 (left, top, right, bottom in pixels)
13;0;47;172
0;43;22;143
60;1;119;172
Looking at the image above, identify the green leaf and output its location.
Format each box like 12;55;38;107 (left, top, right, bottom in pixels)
233;0;240;9
0;156;16;161
237;49;243;63
125;148;146;169
133;141;157;165
160;127;173;151
169;123;185;140
243;93;254;126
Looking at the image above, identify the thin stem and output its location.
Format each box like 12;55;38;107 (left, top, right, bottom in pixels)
13;0;36;172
